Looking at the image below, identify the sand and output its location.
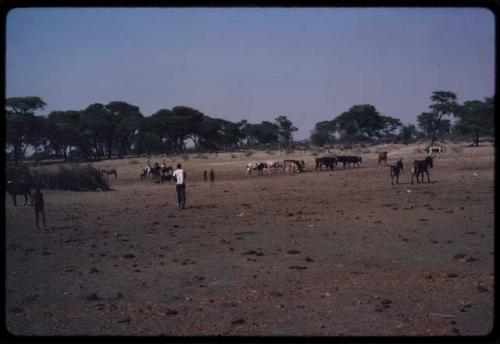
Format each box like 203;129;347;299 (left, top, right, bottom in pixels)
5;142;494;336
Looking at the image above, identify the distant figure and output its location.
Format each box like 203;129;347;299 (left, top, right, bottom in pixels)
209;169;215;186
172;163;187;209
34;185;46;229
203;170;208;181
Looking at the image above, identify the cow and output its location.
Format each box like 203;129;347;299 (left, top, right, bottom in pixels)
315;157;337;171
428;146;445;158
246;162;270;176
266;160;282;172
378;152;388;166
284;160;305;173
389;159;404;185
411;156;433;184
338;156;362;168
6;180;33;206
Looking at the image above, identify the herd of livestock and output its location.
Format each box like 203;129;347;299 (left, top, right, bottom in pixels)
6;146;444;207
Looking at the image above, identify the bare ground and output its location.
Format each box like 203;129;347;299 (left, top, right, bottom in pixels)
5;142;495;336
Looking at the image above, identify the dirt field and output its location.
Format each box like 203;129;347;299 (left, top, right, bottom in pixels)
5;142;495;336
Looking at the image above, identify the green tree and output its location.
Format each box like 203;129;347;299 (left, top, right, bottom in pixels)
275;115;298;148
380;116;402;141
6;96;46;163
418;91;459;145
452;97;494;146
398;124;419;145
46;110;85;161
310;120;336;146
332;104;385;142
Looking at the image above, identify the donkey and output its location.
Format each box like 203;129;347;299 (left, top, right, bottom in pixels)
389;159;403;185
411;156;433;184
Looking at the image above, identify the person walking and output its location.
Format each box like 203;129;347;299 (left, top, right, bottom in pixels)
34;185;46;228
203;170;208;181
172;163;187;209
209;169;215;186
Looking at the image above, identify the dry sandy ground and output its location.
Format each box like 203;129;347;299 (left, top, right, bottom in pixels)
5;142;495;336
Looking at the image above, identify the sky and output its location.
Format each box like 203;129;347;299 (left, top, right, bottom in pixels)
6;7;495;140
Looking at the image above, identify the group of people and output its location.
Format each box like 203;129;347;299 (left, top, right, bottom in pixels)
27;162;215;229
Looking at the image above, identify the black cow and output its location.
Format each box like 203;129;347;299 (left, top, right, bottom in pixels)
315;157;337;171
390;159;404;185
411;156;433;184
337;156;362;168
6;180;33;206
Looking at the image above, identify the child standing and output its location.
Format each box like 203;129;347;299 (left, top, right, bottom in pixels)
209;169;215;186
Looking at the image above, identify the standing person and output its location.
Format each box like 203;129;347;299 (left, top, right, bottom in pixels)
172;163;187;209
209;169;215;186
203;170;208;181
34;185;46;229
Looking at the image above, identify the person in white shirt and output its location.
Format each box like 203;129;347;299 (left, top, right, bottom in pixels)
172;163;187;209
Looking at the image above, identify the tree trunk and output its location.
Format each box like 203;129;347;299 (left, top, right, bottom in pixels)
475;130;479;147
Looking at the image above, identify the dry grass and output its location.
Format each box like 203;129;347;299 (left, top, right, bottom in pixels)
31;164;110;191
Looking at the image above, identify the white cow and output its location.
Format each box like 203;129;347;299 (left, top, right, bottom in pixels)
266;160;282;172
428;146;445;158
246;162;270;176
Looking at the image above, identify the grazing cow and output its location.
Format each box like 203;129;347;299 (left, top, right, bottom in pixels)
246;162;270;176
411;156;433;184
101;168;118;179
266;160;282;172
389;159;404;185
378;152;388;166
338;156;362;168
6;180;33;206
428;146;445;158
284;160;305;173
315;157;337;171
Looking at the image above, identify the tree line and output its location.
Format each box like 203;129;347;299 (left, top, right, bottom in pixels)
5;98;298;163
5;90;494;163
310;91;494;147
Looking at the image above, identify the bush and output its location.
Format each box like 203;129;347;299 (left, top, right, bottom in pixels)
32;165;110;191
244;150;254;157
195;154;209;159
128;159;140;165
266;150;274;155
181;154;190;160
231;154;238;159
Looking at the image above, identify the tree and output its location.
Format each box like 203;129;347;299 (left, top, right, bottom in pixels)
332;104;385;142
418;91;459;145
452;97;494;146
310;120;336;146
380;116;402;141
275;115;298;148
105;101;143;158
398;124;419;145
6;96;46;163
46;110;85;161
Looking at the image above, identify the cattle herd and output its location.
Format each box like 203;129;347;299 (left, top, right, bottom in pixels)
245;148;439;187
6;146;444;207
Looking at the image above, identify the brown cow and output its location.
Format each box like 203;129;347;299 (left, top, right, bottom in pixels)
378;152;388;166
284;160;305;173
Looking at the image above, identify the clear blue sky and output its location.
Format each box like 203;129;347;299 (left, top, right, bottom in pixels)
6;8;495;139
